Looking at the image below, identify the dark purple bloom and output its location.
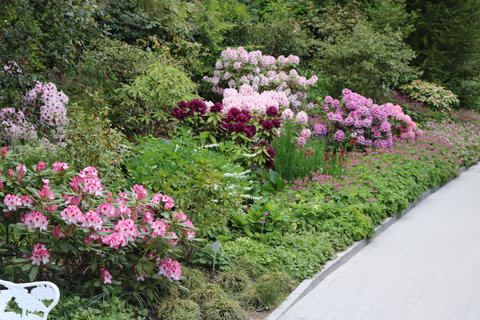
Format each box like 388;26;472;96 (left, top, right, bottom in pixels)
229;107;241;116
222;122;234;132
172;108;186;120
266;146;276;158
266;106;278;117
266;159;275;168
236;113;249;122
177;101;187;108
261;119;274;131
210;102;223;113
234;121;247;133
272;118;282;128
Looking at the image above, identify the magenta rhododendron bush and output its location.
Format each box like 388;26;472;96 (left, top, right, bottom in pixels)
0;149;196;290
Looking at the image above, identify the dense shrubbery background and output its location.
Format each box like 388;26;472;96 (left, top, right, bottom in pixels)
1;0;480;319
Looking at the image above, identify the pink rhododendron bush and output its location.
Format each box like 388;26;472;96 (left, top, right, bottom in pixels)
204;47;318;108
0;81;69;146
0;150;196;299
315;89;423;149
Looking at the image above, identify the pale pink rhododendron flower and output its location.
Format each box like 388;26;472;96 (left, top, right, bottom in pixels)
3;194;22;211
132;184;147;200
82;211;103;230
60;205;85;224
114;218;139;241
158;258;182;281
102;231;128;250
22;211;49;231
96;202;116;218
150;220;170;238
100;267;112;284
166;231;179;245
31;243;50;266
52;161;69;172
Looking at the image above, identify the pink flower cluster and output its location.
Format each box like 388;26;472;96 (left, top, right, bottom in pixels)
387;103;423;141
31;243;50;266
204;47;318;109
0;107;37;142
24;81;69;127
323;89;398;148
1;162;196;285
157;258;182;281
2;61;22;75
0;80;69;146
222;85;289;114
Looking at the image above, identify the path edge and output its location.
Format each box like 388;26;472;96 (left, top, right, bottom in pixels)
266;165;471;320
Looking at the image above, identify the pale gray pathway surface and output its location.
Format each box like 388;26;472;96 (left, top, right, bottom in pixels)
280;164;480;320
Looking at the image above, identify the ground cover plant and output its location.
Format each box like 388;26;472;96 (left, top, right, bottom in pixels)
1;1;480;319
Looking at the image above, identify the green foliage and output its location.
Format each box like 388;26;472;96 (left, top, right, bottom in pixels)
61;106;131;188
248;1;311;59
303;3;418;98
242;271;295;310
218;269;251;294
407;0;480;108
125;133;251;238
117;61;197;135
157;298;201;320
400;80;459;111
0;0;100;74
70;38;159;108
315;23;418;98
203;298;247;320
49;296;145;320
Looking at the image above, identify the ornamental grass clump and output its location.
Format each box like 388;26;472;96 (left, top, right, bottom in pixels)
0;151;197;302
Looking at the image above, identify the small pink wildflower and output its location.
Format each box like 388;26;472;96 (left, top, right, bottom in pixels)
35;161;46;172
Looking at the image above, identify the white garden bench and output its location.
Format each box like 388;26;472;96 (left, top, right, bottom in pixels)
0;280;60;320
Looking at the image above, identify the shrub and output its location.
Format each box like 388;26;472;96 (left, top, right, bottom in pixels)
0;0;100;73
125;133;252;238
203;47;318;108
400;80;460;111
1;81;69;146
0;156;197;304
317;89;422;149
117;61;197;135
305;4;418;98
68;38;160;112
61;106;131;188
50;296;145;320
171;98;283;169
